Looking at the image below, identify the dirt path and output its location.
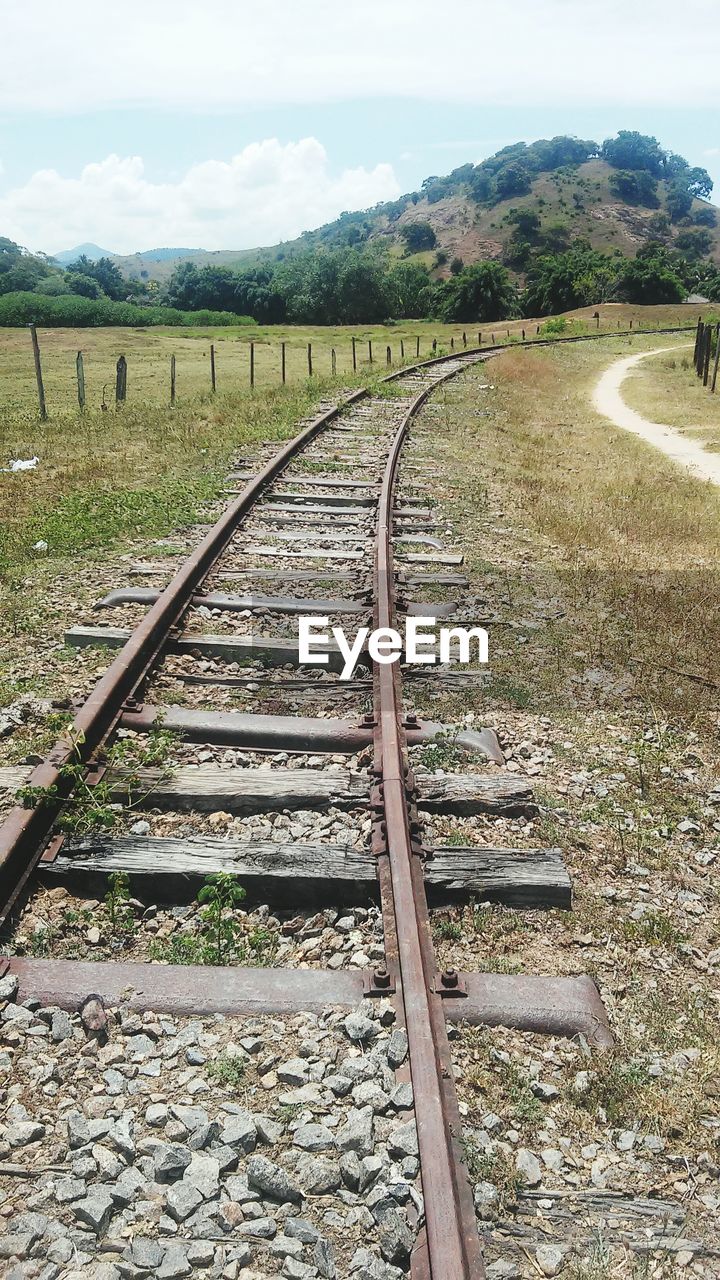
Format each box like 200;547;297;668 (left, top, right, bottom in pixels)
592;344;720;486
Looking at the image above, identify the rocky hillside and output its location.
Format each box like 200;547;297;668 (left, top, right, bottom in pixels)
109;133;720;284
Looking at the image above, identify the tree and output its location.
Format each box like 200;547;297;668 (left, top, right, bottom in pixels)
65;271;103;298
609;170;659;207
495;163;531;199
674;229;713;261
400;222;437;252
450;256;464;275
693;206;717;227
667;185;693;223
615;246;685;304
522;244;616;315
601;131;664;175
506;208;541;239
435;261;517;322
67;254;125;300
386;262;432;318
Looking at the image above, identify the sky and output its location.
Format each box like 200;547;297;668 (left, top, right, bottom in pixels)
1;0;720;256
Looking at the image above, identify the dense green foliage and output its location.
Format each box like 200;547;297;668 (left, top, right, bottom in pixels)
1;131;718;327
0;291;247;327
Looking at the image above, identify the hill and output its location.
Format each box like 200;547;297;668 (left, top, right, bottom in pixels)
53;242;113;265
104;132;720;285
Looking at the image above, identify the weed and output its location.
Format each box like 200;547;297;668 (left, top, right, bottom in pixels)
104;871;136;939
578;1056;652;1125
434;917;463;942
621;911;685;949
206;1053;246;1089
150;873;248;966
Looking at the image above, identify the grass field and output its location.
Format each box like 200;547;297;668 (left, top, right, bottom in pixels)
0;303;704;420
0;303;708;652
620;343;720;448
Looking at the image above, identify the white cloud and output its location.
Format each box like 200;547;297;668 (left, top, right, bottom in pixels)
0;140;400;254
2;0;719;111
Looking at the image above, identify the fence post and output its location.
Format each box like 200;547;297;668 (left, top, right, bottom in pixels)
368;340;373;364
462;331;467;348
416;337;420;358
432;339;437;353
331;348;336;376
28;324;47;421
521;329;525;341
450;336;454;350
693;317;702;366
281;342;286;385
478;331;481;345
250;342;255;389
386;345;391;366
307;343;312;376
76;351;86;411
400;339;405;360
210;344;216;392
711;324;720;393
492;333;495;344
170;355;176;406
352;336;357;371
695;322;705;375
703;326;712;385
536;325;540;334
115;355;127;404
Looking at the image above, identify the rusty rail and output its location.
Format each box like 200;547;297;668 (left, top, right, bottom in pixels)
372;364;485;1278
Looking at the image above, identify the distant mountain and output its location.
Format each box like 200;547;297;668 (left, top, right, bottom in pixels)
53;242;114;265
125;247;201;261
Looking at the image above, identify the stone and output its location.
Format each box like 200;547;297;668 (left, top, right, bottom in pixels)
487;1262;522;1279
474;1181;499;1212
375;1203;414;1264
270;1236;304;1260
358;1154;384;1194
155;1145;192;1182
146;1103;169;1127
541;1148;564;1172
389;1083;413;1111
387;1120;418;1159
80;995;108;1042
296;1153;341;1195
386;1027;408;1069
343;1011;376;1044
285;1219;319;1244
336;1107;374;1157
0;974;19;1003
292;1122;335;1152
238;1217;277;1239
51;1010;74;1042
157;1242;192;1279
165;1182;204;1223
324;1074;353;1098
535;1244;566;1277
530;1081;559;1101
221;1113;258;1153
131;1239;165;1269
515;1148;542;1188
313;1237;337;1279
54;1177;86;1204
183;1153;221;1199
5;1121;45;1147
187;1242;215;1267
72;1188;115;1235
246;1154;302;1204
277;1058;310;1085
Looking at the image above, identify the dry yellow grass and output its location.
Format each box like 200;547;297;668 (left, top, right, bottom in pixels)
620;346;720;449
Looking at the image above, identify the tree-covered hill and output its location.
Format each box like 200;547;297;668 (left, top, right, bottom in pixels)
3;133;720;324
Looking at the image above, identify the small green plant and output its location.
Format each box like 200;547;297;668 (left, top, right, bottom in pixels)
578;1056;652;1125
434;917;462;941
622;911;685;949
150;873;248;966
104;871;136;938
207;1052;246;1088
418;728;467;770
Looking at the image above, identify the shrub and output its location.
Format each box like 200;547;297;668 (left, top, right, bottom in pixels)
0;292;251;327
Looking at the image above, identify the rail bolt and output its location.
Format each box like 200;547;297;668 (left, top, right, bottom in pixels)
373;967;391;989
441;968;459;989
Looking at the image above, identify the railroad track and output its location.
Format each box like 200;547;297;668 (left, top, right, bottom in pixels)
0;334;688;1278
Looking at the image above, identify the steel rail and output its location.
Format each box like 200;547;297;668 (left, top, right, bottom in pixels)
373;360;486;1280
0;388;370;922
